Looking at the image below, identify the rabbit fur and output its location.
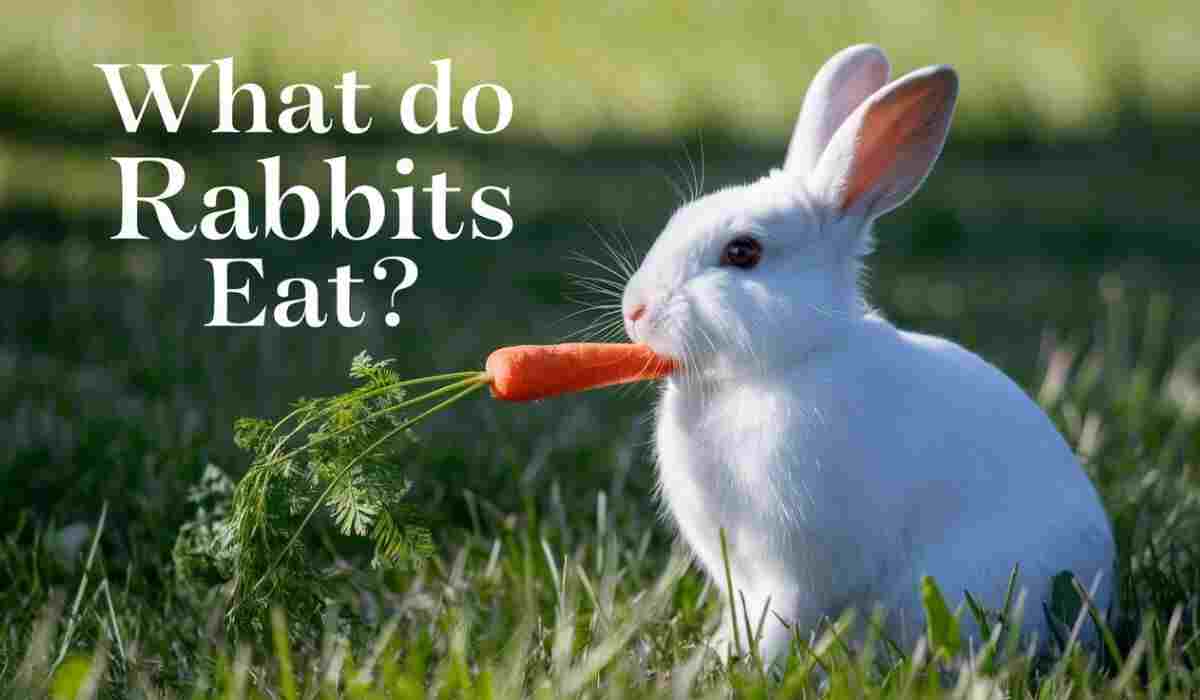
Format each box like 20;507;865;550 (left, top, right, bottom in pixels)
621;44;1116;664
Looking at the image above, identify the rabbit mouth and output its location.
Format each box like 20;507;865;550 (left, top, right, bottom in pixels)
628;332;681;367
638;334;714;378
624;298;722;375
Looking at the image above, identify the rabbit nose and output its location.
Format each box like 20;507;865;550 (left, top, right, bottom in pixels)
626;304;646;322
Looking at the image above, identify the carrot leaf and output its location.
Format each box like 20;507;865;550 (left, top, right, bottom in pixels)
174;351;487;638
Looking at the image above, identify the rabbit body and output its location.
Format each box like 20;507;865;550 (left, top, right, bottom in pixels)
622;45;1115;662
656;312;1114;659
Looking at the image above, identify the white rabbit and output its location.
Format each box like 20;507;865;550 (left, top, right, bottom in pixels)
622;44;1115;664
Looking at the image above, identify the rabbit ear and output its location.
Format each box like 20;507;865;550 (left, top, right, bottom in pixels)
807;65;958;220
783;44;891;174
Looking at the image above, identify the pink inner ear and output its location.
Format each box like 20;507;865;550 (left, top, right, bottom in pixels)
788;48;890;173
841;78;953;213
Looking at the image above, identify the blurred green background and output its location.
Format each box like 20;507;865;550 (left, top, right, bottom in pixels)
2;0;1199;613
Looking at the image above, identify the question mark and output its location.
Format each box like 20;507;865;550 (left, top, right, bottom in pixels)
372;256;419;328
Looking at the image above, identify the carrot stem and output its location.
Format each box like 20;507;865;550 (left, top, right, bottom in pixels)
259;373;489;469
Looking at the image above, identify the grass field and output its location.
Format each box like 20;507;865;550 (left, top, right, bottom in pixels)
4;1;1200;697
3;0;1199;142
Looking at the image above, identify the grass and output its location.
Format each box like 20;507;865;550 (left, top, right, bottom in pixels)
3;130;1200;695
3;243;1200;697
3;0;1198;143
3;132;1200;696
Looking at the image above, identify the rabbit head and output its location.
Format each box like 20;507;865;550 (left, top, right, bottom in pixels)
623;45;958;381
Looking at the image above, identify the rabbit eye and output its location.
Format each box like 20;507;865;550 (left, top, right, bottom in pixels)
720;235;762;269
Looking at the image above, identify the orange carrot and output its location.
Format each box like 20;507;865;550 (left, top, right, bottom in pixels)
485;343;675;402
